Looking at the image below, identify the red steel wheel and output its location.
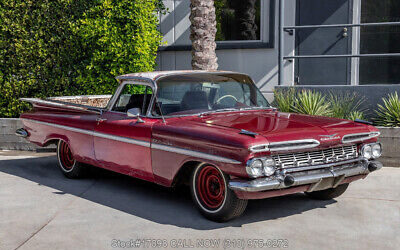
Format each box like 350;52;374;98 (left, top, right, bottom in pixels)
191;163;248;222
57;140;75;172
195;165;226;211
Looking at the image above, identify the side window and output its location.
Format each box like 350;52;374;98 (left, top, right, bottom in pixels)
112;84;153;115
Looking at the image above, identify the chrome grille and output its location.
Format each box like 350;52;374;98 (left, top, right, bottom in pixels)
272;145;358;168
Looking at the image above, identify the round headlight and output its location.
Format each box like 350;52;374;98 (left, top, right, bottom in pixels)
263;158;276;176
371;143;382;158
361;144;372;159
246;159;263;178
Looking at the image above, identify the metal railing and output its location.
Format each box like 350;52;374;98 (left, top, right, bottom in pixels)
278;0;400;85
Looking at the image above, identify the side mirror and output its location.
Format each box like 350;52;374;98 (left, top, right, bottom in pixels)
127;108;141;117
127;108;144;123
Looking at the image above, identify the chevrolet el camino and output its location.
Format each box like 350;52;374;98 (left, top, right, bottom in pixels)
17;71;383;222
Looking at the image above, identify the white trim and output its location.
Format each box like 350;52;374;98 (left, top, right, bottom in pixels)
151;143;241;164
22;118;241;164
93;131;150;147
22;118;150;147
23;118;93;136
351;0;362;86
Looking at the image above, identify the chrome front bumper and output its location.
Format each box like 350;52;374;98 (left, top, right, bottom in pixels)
229;157;382;192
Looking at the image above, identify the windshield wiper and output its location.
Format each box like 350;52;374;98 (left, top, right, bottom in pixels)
198;108;240;117
239;106;275;111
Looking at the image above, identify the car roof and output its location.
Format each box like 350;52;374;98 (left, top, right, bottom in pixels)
115;70;244;82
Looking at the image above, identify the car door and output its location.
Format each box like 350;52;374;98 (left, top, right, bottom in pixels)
93;83;157;182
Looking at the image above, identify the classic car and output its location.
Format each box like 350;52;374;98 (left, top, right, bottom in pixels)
17;70;383;222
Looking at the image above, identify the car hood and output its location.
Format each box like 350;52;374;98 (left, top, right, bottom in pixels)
189;110;373;145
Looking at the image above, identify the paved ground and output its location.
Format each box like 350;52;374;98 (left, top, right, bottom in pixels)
0;151;399;250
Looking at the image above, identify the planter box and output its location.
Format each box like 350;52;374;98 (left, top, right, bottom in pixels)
378;127;400;168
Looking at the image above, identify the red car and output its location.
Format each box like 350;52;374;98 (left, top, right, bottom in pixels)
17;71;383;222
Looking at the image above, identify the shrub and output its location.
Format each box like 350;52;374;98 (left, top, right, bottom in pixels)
292;90;332;116
273;88;368;121
0;0;164;117
375;92;400;127
348;111;366;121
74;0;163;95
328;92;366;120
272;87;296;112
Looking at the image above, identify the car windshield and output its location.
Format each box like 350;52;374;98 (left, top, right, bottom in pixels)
153;73;270;117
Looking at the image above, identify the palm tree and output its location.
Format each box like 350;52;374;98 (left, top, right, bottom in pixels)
189;0;218;70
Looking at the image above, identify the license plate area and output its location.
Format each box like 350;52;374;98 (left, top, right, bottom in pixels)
307;174;346;192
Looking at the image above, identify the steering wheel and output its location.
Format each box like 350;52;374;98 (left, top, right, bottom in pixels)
216;95;238;104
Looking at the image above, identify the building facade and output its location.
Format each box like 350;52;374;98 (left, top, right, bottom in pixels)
156;0;400;108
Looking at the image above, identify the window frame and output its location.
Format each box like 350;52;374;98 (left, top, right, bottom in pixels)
149;73;272;118
158;0;276;51
106;80;156;117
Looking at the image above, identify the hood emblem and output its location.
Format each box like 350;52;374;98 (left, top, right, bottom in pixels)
319;133;341;141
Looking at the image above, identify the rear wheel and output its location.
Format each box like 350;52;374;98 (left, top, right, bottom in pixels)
190;163;247;222
57;140;86;178
305;183;349;200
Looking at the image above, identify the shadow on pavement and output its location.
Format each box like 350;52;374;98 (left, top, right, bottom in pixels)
0;155;336;230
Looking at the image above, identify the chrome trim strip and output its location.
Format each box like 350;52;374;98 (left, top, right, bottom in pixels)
281;157;365;174
23;118;93;136
105;79;157;116
22;118;240;164
249;139;320;153
229;159;380;192
92;131;150;147
342;132;380;144
151;143;241;164
20;98;103;114
22;119;150;147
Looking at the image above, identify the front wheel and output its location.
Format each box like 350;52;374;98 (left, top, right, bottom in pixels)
305;183;349;200
57;140;86;178
190;163;248;222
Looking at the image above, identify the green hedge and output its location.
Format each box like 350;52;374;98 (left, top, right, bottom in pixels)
0;0;164;117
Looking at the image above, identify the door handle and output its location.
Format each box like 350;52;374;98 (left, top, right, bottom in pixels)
96;118;107;124
342;28;348;38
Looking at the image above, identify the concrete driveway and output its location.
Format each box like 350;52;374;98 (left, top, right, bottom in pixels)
0;151;399;250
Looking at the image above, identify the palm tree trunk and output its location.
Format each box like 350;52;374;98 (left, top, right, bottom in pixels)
189;0;218;70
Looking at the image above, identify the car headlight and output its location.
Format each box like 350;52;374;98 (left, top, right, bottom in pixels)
371;143;382;158
361;143;382;159
361;144;372;159
246;157;276;178
262;158;276;177
246;159;264;178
